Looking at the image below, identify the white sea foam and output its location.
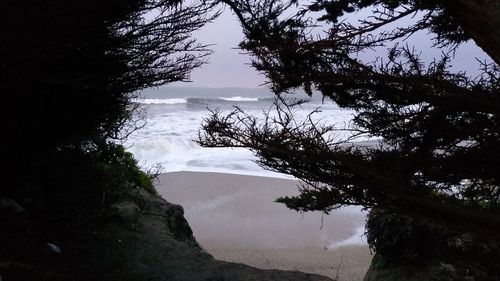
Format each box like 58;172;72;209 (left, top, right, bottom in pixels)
126;89;360;179
124;108;292;178
327;225;367;250
131;98;187;104
219;96;260;102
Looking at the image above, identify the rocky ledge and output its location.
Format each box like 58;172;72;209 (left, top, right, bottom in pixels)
66;189;333;281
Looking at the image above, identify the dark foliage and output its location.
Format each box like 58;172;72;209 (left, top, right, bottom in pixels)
198;0;500;270
0;0;218;271
1;0;217;193
365;210;448;262
1;0;218;201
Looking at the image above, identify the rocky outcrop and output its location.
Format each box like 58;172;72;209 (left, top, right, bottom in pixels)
69;188;333;281
363;255;447;281
363;254;499;281
112;201;141;223
0;187;334;281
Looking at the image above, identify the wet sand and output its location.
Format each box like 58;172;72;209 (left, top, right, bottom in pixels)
155;171;373;281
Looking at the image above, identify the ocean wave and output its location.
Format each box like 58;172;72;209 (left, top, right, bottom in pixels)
219;96;260;102
125;97;358;179
131;98;187;104
132;96;270;105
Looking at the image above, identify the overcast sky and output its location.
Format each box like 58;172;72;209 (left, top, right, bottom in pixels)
172;9;266;88
174;7;492;89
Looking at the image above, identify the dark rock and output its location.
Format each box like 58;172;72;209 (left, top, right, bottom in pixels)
363;254;497;281
0;198;25;214
66;190;333;281
111;201;141;223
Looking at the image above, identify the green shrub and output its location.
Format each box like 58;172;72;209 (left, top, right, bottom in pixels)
92;143;158;201
27;143;157;235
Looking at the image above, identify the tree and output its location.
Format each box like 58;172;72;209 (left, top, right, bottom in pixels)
1;0;217;193
0;0;218;266
198;0;500;275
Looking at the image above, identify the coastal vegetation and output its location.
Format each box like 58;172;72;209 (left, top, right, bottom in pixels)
1;0;217;278
2;0;498;280
199;0;500;279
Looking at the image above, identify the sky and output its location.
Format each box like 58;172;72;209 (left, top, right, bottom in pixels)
172;9;266;88
173;6;492;89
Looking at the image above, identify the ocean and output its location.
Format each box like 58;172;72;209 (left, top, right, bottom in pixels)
125;86;358;178
126;86;369;249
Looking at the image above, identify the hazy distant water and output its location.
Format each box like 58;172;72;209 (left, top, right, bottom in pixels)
125;86;357;178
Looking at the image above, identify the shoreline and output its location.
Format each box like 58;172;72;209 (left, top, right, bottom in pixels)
206;246;372;281
154;171;372;280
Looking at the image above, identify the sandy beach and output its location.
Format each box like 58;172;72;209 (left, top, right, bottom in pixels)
155;172;373;281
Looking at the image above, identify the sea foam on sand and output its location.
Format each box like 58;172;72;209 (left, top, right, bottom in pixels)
155;171;372;281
